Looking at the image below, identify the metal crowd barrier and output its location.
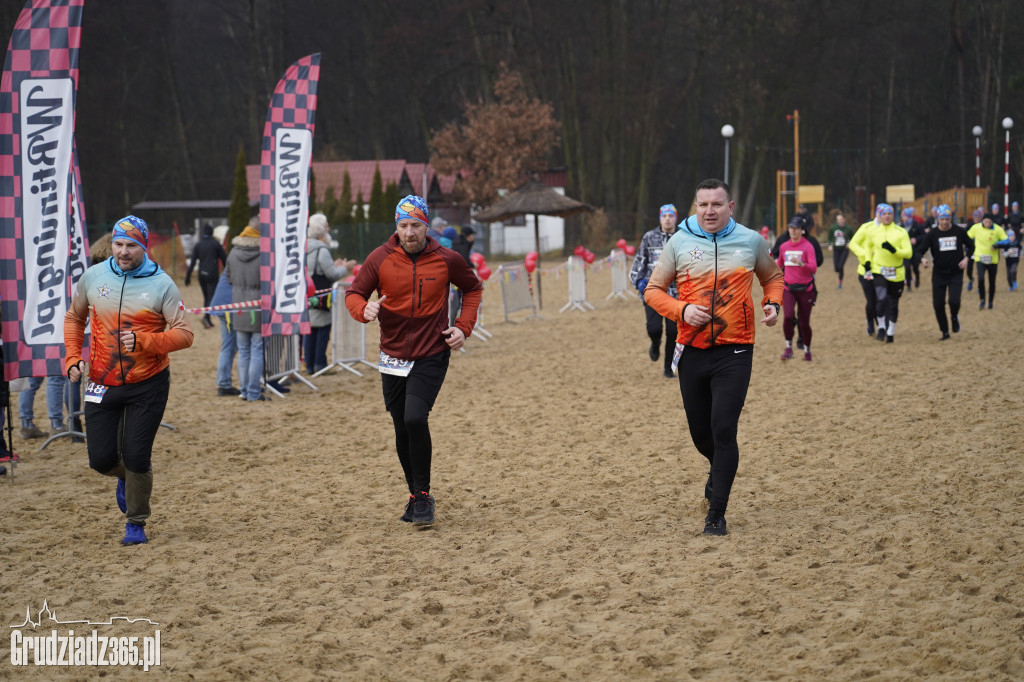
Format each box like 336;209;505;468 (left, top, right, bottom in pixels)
606;248;637;301
497;261;541;322
317;282;376;377
263;333;318;396
560;255;594;313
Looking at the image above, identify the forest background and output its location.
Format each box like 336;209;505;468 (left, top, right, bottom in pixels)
2;0;1022;242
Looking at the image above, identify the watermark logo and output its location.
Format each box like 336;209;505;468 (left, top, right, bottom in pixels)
9;600;161;671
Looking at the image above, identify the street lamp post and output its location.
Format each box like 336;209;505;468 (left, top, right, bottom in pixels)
1003;117;1013;220
972;125;983;188
721;124;734;185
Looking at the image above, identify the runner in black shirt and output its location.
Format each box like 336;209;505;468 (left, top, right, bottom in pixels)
915;204;973;340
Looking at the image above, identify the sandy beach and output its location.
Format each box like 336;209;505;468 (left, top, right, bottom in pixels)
2;251;1022;680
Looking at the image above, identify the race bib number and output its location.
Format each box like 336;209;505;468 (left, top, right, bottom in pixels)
833;231;846;247
979;254;993;264
378;351;414;377
938;236;957;252
881;266;899;281
784;250;804;267
84;380;108;404
1007;247;1020;258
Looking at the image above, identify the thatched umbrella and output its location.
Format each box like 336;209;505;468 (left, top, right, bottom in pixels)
473;179;593;309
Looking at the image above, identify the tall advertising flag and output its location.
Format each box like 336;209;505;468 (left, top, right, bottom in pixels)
0;0;86;381
259;53;320;337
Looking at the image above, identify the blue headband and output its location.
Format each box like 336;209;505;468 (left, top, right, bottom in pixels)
659;204;677;218
936;204;952;219
875;203;894;216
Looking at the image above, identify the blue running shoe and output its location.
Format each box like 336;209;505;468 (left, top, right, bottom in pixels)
122;523;147;545
116;478;126;513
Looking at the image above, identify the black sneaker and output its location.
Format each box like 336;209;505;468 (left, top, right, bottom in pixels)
703;510;727;536
412;491;435;526
648;341;659;362
886;335;894;343
400;494;415;522
217;387;241;396
979;300;985;310
952;316;960;333
663;369;674;379
940;332;950;341
875;328;886;341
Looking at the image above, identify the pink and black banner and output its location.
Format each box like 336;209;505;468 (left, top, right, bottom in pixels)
259;53;320;337
0;0;87;381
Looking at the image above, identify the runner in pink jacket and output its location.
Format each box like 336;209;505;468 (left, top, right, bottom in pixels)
776;216;818;361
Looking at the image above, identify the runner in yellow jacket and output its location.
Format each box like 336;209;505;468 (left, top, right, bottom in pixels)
854;204;912;342
966;213;1008;309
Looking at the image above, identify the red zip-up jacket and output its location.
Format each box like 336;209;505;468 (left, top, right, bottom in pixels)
345;234;483;360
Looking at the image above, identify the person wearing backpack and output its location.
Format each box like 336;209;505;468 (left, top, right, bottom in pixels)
305;214;356;375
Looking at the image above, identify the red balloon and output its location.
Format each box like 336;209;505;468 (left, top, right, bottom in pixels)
524;259;537;273
306;275;316;298
478;266;492;281
573;245;585;256
470;252;485;267
583;251;595;264
616;238;627;249
525;251;539;262
624;245;636;256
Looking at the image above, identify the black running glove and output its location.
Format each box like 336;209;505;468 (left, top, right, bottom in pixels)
881;241;896;253
863;261;871;270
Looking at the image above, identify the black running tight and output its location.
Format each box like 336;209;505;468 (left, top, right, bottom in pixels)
677;345;753;515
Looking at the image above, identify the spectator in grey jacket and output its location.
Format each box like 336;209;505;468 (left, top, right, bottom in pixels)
304;213;356;375
225;224;265;401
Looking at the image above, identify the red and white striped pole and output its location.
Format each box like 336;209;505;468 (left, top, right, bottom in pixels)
1003;117;1014;220
973;126;982;188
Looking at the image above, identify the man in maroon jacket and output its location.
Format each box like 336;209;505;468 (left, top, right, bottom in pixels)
345;195;482;526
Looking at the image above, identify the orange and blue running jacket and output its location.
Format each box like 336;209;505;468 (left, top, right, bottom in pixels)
644;216;784;349
64;257;194;386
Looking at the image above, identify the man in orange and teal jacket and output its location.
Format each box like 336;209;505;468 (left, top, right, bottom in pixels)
64;215;193;546
644;179;783;537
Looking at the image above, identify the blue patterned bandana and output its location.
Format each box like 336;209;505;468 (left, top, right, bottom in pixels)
875;203;894;217
936;204;952;219
659;204;677;219
395;195;429;227
112;215;150;251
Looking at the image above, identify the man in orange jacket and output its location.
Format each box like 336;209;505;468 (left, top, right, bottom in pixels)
345;195;482;527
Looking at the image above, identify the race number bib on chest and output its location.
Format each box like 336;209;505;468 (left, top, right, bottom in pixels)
84;380;109;403
379;351;414;377
979;254;993;264
881;266;899;281
833;232;846;247
938;236;957;252
1007;247;1020;258
784;250;804;267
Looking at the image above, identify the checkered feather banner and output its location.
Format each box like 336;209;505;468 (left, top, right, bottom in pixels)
259;53;320;337
0;0;85;381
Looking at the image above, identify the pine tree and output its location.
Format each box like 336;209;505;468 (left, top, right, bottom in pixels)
369;163;386;222
385;181;400;219
339;170;353;224
354;190;366;224
227;144;251;242
320;185;339;226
